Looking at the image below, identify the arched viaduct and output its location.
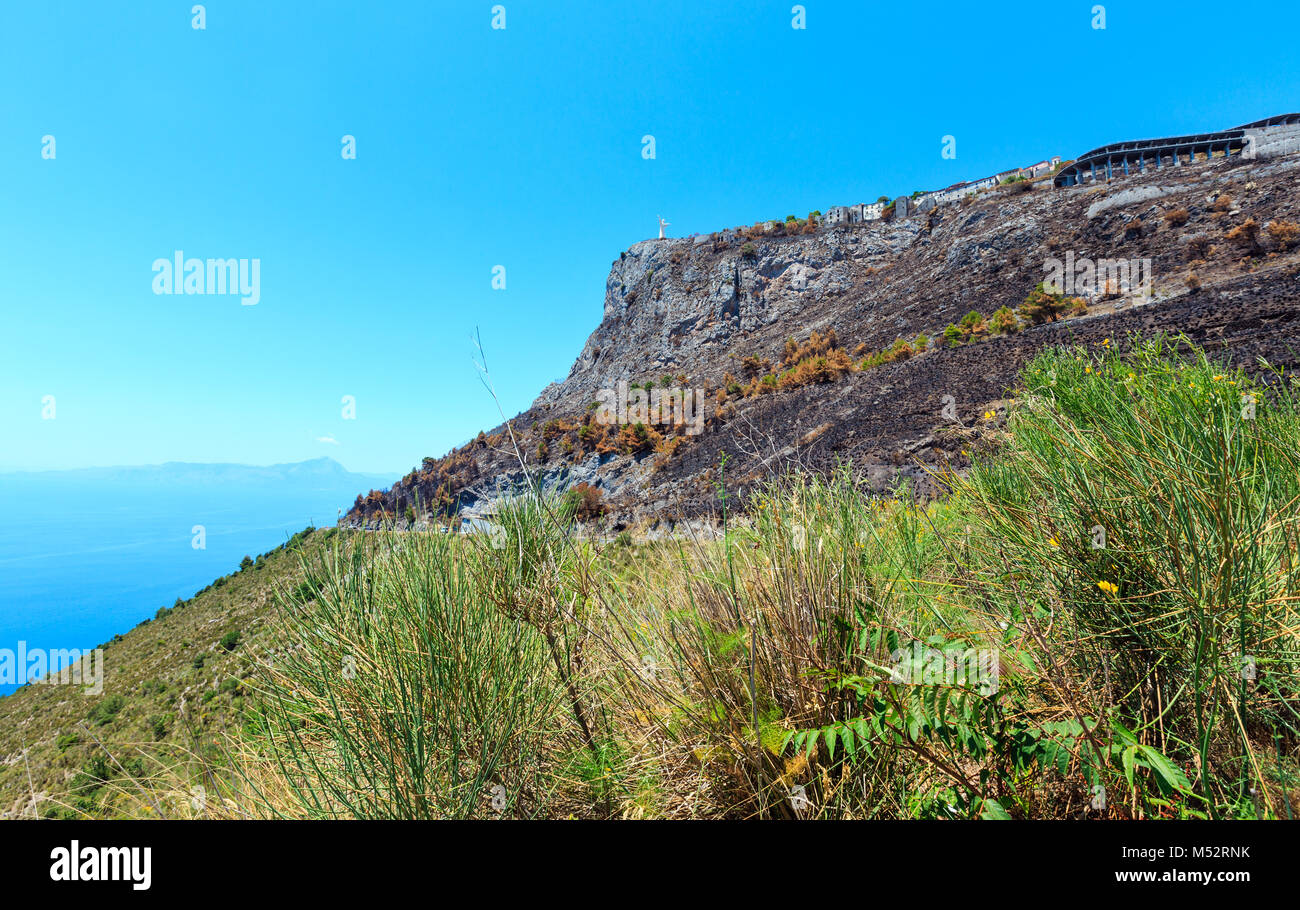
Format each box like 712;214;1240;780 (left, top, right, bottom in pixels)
1054;113;1300;187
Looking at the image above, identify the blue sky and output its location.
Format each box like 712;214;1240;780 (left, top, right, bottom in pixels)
2;0;1296;474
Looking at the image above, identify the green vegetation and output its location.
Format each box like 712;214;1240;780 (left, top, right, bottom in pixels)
943;283;1088;347
0;526;332;818
185;336;1300;818
8;336;1298;820
858;333;928;369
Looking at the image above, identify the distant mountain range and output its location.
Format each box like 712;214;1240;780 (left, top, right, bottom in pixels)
0;458;400;491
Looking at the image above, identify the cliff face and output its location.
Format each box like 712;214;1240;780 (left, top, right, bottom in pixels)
347;151;1300;532
531;225;919;413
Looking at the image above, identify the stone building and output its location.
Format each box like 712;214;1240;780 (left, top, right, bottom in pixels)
819;149;1072;225
822;202;887;226
1026;156;1061;177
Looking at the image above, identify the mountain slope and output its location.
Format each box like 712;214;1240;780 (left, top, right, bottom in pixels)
0;529;324;818
345;152;1300;532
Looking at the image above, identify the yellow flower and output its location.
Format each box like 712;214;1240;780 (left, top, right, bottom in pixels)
1048;537;1059;548
1097;580;1119;595
1085;366;1093;373
983;410;995;420
1102;338;1111;347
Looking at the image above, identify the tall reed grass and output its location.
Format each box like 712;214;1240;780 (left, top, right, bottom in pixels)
222;334;1298;820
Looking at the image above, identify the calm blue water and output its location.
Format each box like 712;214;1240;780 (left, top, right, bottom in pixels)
0;461;394;694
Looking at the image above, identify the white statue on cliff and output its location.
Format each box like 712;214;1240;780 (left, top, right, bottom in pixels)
658;216;670;239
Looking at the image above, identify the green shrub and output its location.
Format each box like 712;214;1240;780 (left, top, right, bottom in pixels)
959;309;985;332
257;502;579;819
988;305;1021;335
71;755;112;793
87;695;126;727
147;713;172;739
954;334;1300;816
1020;282;1080;325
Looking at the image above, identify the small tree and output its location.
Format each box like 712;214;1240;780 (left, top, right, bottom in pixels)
959;310;987;339
988;306;1021;335
1019;282;1075;326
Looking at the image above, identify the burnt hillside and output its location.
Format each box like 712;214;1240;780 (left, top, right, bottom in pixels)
347;152;1300;532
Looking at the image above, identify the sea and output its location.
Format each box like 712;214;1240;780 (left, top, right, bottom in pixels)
0;458;397;695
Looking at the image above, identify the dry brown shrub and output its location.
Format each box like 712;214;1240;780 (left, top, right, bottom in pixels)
1226;218;1262;256
1267;219;1299;252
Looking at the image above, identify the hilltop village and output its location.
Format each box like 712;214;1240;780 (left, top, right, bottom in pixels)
671;112;1300;242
